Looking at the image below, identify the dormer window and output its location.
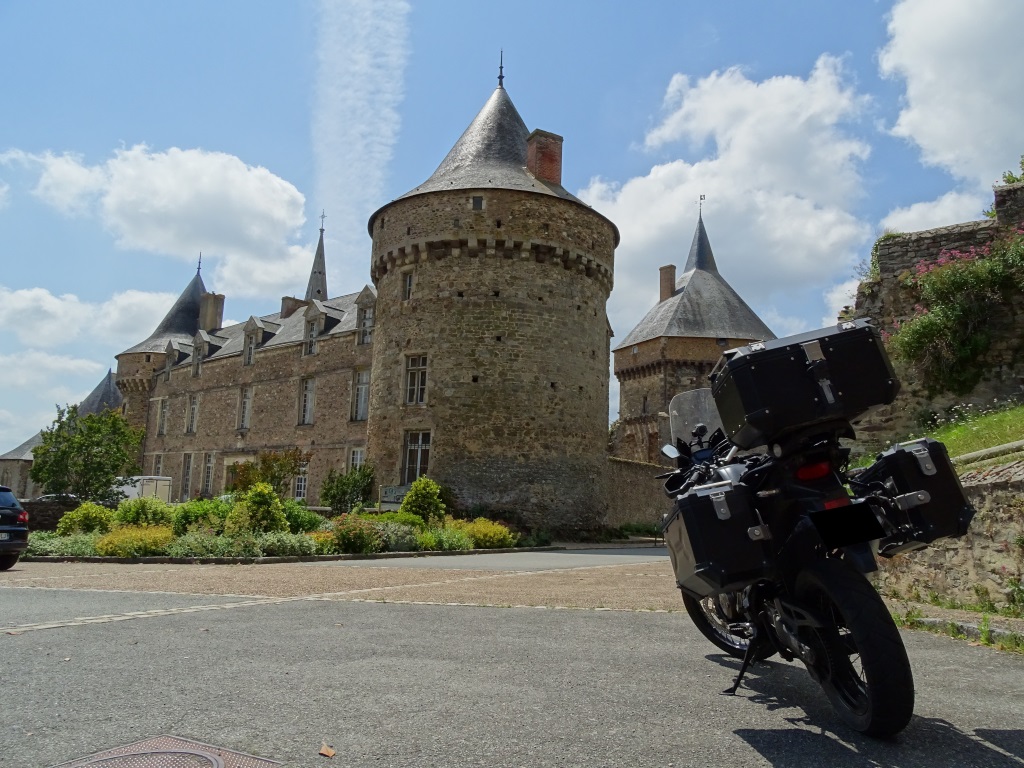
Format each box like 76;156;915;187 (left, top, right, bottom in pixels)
244;333;256;366
305;320;318;355
358;306;374;345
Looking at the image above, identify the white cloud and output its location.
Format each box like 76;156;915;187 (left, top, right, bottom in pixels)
312;0;411;292
582;55;872;345
0;284;178;350
0;351;104;390
16;146;309;298
880;190;989;233
879;0;1024;188
822;279;861;326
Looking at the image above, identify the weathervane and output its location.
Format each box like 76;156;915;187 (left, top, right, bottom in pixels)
699;194;706;215
498;49;504;88
197;252;202;275
320;209;326;232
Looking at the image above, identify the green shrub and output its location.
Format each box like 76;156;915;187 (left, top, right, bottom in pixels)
26;531;60;555
429;526;474;551
39;532;102;557
518;529;553;548
281;499;326;534
115;497;173;527
165;531;263;558
256;531;317;557
361;510;427;530
321;464;375;514
374;521;421;552
224;483;289;535
304;530;338;555
399;476;446;525
56;502;115;535
332;514;383;554
172;498;233;536
416;529;438;551
453;518;518;549
95;525;174;557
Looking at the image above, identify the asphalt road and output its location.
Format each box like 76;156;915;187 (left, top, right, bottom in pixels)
2;550;1023;767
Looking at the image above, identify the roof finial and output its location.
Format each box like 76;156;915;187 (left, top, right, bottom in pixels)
197;252;202;275
498;49;504;89
699;194;705;217
320;209;326;233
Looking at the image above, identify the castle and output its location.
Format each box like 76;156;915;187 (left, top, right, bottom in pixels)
2;75;777;529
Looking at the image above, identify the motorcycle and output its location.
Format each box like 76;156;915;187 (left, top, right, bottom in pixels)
658;320;975;738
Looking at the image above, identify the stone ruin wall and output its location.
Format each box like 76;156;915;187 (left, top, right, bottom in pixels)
853;182;1024;453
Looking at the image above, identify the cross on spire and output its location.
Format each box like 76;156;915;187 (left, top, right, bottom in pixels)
320;209;326;232
197;252;202;274
498;49;504;89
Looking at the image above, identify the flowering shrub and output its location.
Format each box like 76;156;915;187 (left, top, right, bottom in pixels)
333;514;384;554
95;525;174;557
890;232;1024;395
256;531;317;557
304;530;338;555
422;526;474;551
56;502;115;535
451;518;519;549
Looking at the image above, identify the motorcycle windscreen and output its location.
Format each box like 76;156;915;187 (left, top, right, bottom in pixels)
668;389;725;447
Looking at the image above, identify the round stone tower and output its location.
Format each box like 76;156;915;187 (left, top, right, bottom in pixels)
365;80;618;530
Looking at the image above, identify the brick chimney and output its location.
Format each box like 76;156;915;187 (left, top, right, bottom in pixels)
280;296;308;319
659;265;677;302
198;292;225;332
527;129;563;186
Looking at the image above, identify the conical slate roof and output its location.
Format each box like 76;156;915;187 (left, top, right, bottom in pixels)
305;227;328;302
368;82;615;237
615;215;775;349
119;272;206;355
0;430;43;461
78;370;122;415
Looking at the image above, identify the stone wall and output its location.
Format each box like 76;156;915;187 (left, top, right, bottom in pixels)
874;466;1024;608
601;457;672;529
366;188;616;531
853;182;1024;450
144;330;372;504
0;459;37;501
22;500;75;532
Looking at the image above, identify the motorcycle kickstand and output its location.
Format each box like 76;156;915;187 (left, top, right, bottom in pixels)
722;636;764;696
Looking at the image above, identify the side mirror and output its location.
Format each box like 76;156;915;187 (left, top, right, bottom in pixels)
661;444;680;460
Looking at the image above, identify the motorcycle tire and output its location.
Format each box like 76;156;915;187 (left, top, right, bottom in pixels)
795;559;914;738
682;592;776;661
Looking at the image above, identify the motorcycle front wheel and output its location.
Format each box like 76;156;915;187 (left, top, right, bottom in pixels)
795;559;915;738
682;592;775;661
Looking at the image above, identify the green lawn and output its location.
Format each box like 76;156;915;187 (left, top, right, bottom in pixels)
927;404;1024;458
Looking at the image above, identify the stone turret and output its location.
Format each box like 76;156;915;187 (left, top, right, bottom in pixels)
365;77;618;530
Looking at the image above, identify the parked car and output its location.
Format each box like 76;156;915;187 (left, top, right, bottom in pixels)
0;485;29;570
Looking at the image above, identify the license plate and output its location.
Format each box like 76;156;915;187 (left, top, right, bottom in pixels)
0;533;9;540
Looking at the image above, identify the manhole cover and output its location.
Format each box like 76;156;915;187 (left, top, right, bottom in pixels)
51;736;281;768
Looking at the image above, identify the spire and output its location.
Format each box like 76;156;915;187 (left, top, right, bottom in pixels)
305;216;328;302
682;212;719;274
197;252;202;275
498;50;504;89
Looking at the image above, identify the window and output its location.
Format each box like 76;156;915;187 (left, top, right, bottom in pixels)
181;453;193;499
402;272;414;301
472;195;483;210
186;395;199;434
294;461;308;500
202;453;214;496
191;349;201;377
405;355;427;405
358;306;374;345
153;453;163;476
402;431;430;484
352;370;370;421
350;447;366;471
299;377;315;425
305;320;318;355
238;385;252;430
157;399;168;435
244;333;256;366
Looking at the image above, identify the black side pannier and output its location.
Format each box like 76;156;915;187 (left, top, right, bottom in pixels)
662;481;771;598
710;319;900;449
857;437;976;555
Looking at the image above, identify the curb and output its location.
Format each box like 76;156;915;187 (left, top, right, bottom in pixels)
910;616;1022;644
20;545;566;566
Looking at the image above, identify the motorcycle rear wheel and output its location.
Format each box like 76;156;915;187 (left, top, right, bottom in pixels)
682;592;775;661
795;559;914;738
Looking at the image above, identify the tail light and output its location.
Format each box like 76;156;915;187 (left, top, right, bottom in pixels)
795;461;832;481
16;510;29;524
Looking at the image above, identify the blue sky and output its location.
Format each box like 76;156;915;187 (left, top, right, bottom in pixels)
2;0;1023;452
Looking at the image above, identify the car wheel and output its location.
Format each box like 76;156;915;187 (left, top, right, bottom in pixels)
0;553;20;571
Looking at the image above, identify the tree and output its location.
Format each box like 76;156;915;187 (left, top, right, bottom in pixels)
30;405;144;505
320;464;375;515
229;448;311;496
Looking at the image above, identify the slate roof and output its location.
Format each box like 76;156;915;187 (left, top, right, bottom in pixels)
0;370;122;460
615;215;775;350
367;83;619;244
305;227;328;302
119;272;206;355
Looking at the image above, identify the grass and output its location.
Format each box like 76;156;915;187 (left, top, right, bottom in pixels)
930;404;1024;457
892;606;1024;654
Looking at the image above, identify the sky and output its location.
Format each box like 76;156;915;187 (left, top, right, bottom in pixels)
2;0;1023;452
